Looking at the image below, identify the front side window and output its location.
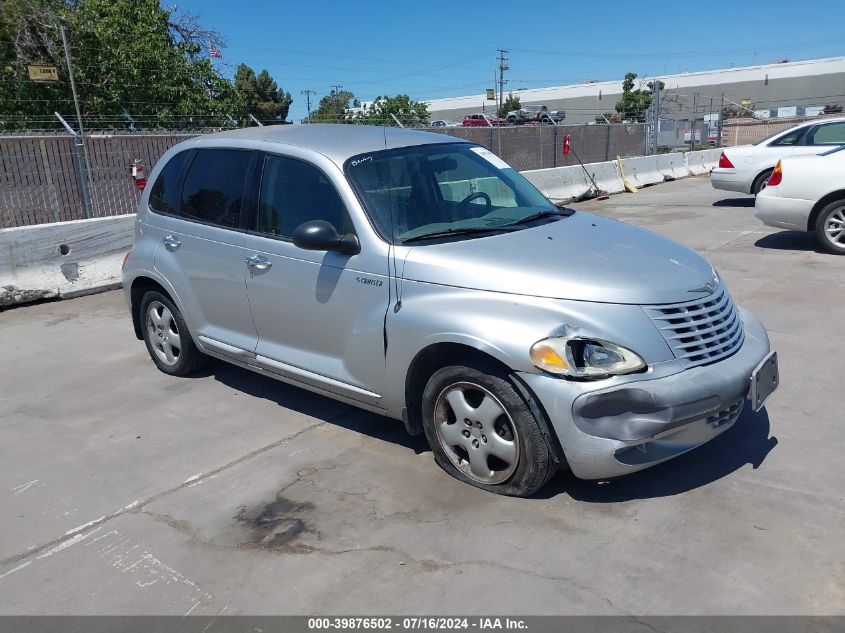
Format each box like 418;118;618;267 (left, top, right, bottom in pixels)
345;143;560;243
180;149;252;228
805;122;845;146
257;154;350;239
149;151;189;214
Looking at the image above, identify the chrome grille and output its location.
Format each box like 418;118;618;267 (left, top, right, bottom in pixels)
644;286;744;368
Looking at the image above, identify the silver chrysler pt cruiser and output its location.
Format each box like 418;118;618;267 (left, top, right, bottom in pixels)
123;125;779;496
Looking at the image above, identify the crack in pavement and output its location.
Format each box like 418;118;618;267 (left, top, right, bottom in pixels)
0;411;354;570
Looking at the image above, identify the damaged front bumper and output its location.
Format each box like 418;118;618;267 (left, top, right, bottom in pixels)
519;307;773;479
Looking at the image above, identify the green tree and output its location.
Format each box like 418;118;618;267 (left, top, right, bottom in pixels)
499;92;520;118
614;73;664;123
354;94;429;126
310;88;355;122
0;0;244;130
235;64;292;123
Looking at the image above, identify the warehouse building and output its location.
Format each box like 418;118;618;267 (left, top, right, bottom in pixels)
425;56;845;125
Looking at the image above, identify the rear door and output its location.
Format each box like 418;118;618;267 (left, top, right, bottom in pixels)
152;147;259;359
243;151;390;408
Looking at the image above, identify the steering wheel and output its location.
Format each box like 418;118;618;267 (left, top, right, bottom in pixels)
458;191;492;213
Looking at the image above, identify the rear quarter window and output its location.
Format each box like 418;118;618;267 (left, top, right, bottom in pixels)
149;151;190;214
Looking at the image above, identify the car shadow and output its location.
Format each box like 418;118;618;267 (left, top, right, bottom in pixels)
189;361;777;502
539;406;777;502
200;360;430;454
754;230;824;252
713;197;755;208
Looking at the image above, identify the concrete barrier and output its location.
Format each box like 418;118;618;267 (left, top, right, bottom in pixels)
685;148;722;175
587;161;624;195
522;164;592;202
620;155;664;188
0;215;134;306
656;152;688;180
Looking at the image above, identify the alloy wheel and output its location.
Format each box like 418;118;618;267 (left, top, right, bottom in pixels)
823;206;845;247
433;381;519;485
145;300;181;366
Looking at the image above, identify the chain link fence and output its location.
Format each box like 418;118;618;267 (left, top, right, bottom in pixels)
1;122;646;229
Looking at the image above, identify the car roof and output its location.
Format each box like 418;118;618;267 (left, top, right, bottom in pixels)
197;124;469;166
785;116;845;130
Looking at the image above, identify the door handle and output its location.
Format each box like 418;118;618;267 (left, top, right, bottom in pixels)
162;235;181;250
246;255;272;271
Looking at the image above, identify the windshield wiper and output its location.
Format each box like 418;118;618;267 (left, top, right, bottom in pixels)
507;208;574;226
401;225;519;244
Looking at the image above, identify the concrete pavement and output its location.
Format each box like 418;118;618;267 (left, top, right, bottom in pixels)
0;176;842;615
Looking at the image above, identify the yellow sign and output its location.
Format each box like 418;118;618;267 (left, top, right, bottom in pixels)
28;64;59;81
741;98;752;107
486;89;495;100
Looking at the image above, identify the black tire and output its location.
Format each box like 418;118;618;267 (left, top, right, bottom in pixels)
814;198;845;255
751;169;773;195
139;290;208;376
421;361;557;496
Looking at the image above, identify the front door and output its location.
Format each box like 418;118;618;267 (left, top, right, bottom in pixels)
244;152;390;408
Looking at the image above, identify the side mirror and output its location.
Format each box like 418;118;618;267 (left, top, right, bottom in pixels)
292;220;360;256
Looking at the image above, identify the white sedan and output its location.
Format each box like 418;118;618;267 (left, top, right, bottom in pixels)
755;146;845;254
712;117;845;195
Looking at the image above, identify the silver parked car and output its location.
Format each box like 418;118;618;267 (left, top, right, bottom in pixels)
123;125;779;496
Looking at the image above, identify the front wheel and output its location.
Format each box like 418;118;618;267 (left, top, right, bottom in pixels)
140;291;208;375
815;199;845;255
421;362;557;496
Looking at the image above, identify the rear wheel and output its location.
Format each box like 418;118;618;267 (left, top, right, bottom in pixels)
140;291;208;375
421;361;557;496
751;169;773;195
814;199;845;255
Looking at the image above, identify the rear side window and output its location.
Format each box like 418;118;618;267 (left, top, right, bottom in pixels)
806;122;845;146
769;129;803;146
257;154;350;239
149;151;189;214
180;149;253;228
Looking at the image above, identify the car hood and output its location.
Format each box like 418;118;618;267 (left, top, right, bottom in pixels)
399;211;716;305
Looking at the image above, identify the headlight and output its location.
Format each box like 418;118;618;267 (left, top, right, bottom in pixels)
529;336;646;379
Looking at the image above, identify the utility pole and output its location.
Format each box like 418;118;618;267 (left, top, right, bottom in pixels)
496;49;509;119
718;92;725;148
652;79;661;155
496;48;509;155
690;92;698;152
60;26;94;218
301;89;316;123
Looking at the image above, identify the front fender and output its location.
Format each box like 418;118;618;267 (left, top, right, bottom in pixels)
384;280;673;418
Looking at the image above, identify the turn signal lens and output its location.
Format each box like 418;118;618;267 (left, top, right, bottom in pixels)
530;336;646;379
718;152;734;169
768;161;783;187
529;340;571;372
121;251;131;270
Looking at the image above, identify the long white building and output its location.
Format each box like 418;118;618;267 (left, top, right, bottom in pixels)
426;56;845;124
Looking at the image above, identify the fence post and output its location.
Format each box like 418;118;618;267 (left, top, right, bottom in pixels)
605;124;612;162
71;136;94;219
552;125;557;168
55;113;94;219
37;139;62;223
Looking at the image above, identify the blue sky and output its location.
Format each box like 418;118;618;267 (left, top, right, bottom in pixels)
176;0;845;121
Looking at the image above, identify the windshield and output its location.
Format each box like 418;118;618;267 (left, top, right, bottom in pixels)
345;143;560;244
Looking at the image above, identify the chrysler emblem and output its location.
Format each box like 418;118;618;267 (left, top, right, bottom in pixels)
688;274;719;294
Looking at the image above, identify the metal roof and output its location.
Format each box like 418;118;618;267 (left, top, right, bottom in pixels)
199;124;468;165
